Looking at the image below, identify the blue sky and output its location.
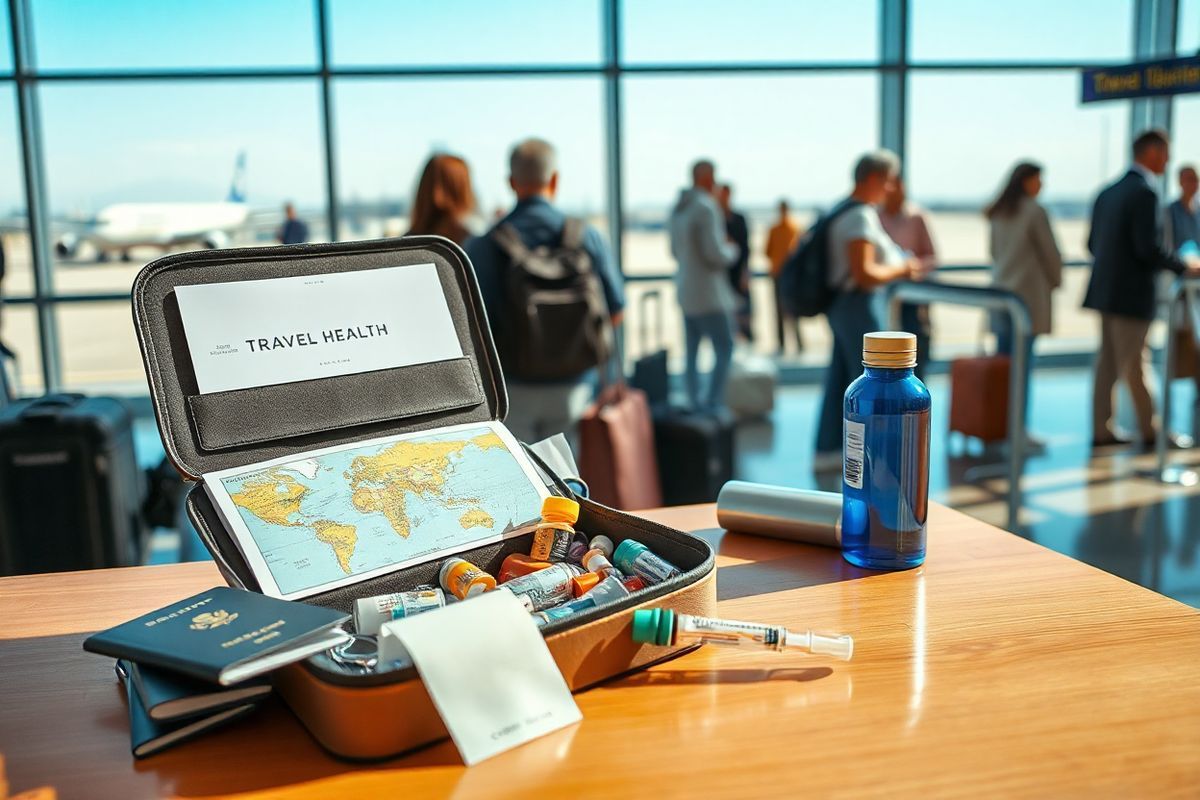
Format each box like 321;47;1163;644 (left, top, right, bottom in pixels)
0;0;1195;216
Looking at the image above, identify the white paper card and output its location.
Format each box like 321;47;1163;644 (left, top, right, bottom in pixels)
382;590;582;765
175;264;463;394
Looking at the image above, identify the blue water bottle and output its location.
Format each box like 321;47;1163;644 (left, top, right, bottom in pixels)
841;331;930;570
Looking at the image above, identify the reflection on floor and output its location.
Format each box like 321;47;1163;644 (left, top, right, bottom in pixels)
736;367;1200;609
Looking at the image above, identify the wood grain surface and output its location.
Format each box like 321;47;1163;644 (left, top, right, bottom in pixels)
1;502;1198;799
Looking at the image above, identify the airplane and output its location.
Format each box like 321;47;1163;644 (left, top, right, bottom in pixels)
55;152;251;262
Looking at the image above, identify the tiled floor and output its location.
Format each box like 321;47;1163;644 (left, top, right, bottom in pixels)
736;367;1200;608
137;366;1200;609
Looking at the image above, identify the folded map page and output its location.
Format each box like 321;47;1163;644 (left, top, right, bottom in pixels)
204;422;549;600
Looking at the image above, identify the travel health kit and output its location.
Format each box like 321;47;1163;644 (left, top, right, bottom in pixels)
129;236;718;759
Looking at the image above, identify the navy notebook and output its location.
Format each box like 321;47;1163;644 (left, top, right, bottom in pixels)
85;587;349;685
130;660;271;721
117;660;259;759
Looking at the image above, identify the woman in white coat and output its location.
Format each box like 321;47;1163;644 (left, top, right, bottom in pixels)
986;161;1064;443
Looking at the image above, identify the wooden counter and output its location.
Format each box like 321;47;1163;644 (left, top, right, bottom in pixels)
1;502;1198;798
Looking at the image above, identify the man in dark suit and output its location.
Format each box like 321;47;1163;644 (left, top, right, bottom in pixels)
1085;129;1200;448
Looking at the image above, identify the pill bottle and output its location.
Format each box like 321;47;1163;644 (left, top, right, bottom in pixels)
439;557;497;600
354;588;446;635
499;562;584;611
498;553;553;583
588;535;615;559
529;496;581;562
841;331;930;570
581;548;620;579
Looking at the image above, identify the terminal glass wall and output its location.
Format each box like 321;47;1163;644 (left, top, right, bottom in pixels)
0;0;1194;393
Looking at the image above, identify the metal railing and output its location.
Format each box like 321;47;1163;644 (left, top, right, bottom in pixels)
881;280;1033;532
1155;275;1200;485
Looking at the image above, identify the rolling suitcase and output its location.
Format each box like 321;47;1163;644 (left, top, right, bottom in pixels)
948;355;1010;442
629;289;669;406
0;393;147;575
653;406;736;506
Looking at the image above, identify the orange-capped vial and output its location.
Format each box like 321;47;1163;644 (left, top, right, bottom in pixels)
499;553;553;583
439;557;496;600
530;496;581;562
571;571;601;597
581;547;620;579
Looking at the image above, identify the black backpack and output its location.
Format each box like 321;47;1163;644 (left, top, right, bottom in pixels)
489;218;613;381
779;199;863;317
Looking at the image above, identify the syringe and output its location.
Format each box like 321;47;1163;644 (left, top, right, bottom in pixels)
631;608;853;660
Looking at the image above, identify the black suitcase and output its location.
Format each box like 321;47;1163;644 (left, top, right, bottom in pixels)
653;407;736;506
629;289;670;407
0;394;147;575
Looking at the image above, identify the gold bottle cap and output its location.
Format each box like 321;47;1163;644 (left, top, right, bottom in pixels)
862;331;917;368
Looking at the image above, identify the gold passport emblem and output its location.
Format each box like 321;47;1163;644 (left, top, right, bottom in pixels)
190;609;239;630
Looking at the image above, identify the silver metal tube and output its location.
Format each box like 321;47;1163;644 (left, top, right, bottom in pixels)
716;482;842;548
883;280;1032;532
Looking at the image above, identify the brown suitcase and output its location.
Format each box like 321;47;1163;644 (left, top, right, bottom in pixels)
131;237;716;760
948;355;1010;442
579;382;664;510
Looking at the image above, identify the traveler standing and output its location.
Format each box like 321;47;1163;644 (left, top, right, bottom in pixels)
1162;164;1200;393
407;153;477;246
986;161;1063;444
277;202;309;245
814;151;930;468
669;160;739;412
1164;164;1200;251
1085;130;1200;448
466;138;625;445
765;199;803;354
879;176;937;381
719;184;753;342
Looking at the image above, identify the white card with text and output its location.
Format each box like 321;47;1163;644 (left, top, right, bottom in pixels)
381;589;582;765
175;264;463;394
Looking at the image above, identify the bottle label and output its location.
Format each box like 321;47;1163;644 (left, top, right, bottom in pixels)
844;419;865;490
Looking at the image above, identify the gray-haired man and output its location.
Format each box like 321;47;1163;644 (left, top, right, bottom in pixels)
467;138;625;446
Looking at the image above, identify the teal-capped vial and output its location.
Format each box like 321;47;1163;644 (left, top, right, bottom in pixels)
613;540;681;586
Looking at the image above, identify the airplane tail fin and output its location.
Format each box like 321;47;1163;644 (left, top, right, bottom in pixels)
227;151;247;203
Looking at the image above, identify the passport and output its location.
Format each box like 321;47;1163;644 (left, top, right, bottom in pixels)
129;660;271;721
116;660;259;759
84;587;349;685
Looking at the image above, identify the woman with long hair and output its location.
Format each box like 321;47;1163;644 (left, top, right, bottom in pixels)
407;153;476;245
986;161;1064;445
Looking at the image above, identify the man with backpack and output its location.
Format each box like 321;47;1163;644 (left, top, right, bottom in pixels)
467;138;625;445
786;150;930;470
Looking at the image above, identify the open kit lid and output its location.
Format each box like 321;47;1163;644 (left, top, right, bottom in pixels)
131;236;507;481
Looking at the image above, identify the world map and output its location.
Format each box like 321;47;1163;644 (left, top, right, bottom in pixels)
219;425;544;597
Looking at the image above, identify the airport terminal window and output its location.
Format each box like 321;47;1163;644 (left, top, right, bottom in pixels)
328;0;603;67
55;302;144;393
621;74;878;276
1181;0;1200;55
2;305;42;395
28;0;317;70
908;71;1128;266
333;77;607;240
39;80;326;294
908;71;1128;356
910;0;1132;64
0;3;11;74
620;0;877;64
621;73;875;354
1175;97;1200;176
